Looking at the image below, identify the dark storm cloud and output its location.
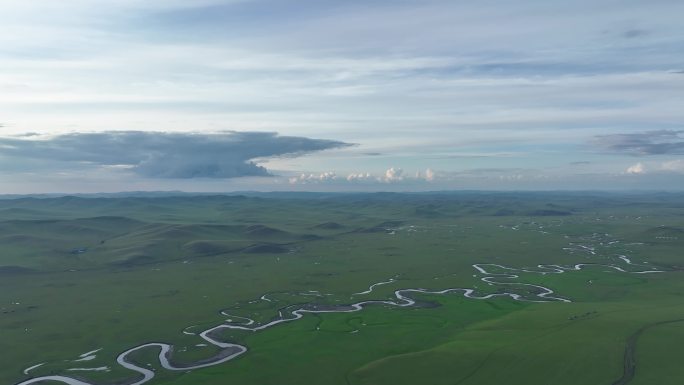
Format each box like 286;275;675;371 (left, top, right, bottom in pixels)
593;130;684;155
0;131;352;178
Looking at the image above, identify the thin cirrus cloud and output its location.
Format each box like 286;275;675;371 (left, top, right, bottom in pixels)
0;131;352;179
593;130;684;155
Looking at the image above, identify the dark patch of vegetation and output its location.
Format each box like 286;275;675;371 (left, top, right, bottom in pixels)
0;266;35;275
358;220;405;233
312;222;345;230
242;243;289;254
244;224;289;238
110;255;156;267
526;209;572;216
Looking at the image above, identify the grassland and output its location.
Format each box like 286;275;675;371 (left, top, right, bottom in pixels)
1;192;684;385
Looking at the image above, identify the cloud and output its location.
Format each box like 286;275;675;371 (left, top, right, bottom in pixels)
289;171;338;184
622;29;649;39
626;162;646;174
425;168;435;181
414;168;435;181
593;130;684;155
288;167;438;185
346;172;374;182
290;171;375;185
0;131;351;178
383;167;404;182
2;1;684;191
381;167;437;183
661;159;684;172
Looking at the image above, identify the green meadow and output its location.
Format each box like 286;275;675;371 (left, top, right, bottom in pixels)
1;192;684;385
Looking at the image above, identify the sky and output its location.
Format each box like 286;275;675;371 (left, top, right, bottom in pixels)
1;0;683;193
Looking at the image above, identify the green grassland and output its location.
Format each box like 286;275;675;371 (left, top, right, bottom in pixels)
1;192;684;385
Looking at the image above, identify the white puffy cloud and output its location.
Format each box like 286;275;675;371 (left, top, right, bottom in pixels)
289;171;338;184
626;162;646;174
383;167;404;182
425;168;435;182
290;167;438;185
414;168;436;182
346;172;374;182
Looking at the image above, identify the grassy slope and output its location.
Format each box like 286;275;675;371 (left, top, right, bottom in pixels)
1;193;684;385
630;321;684;385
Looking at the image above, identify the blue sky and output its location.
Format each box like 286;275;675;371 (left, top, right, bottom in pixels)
1;0;683;192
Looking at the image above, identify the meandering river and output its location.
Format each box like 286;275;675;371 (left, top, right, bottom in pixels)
16;258;663;385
